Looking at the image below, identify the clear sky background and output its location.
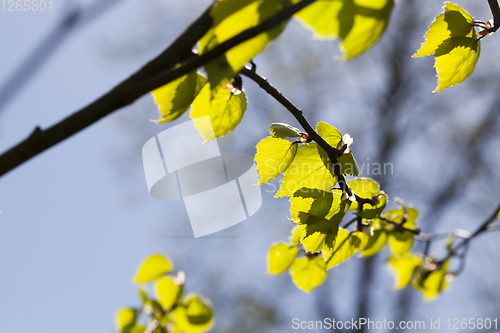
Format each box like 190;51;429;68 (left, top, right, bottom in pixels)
2;1;500;332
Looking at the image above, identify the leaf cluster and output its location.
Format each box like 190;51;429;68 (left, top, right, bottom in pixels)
116;254;215;333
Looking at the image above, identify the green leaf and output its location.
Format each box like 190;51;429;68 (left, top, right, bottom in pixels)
361;228;388;257
116;308;144;333
267;243;299;274
316;121;342;146
433;37;480;92
155;276;183;311
290;256;327;292
327;229;369;269
190;82;247;141
255;137;298;185
413;2;480;92
276;143;336;197
211;0;257;27
152;71;207;123
388;229;414;255
388;253;422;289
172;294;215;333
315;122;359;176
300;220;339;258
269;123;302;138
383;205;418;229
290;225;306;246
338;152;360;176
116;308;136;333
134;254;173;283
347;178;387;219
414;2;475;57
201;0;291;90
294;0;394;59
413;261;449;300
384;206;419;255
138;288;148;304
289;190;350;258
290;189;342;224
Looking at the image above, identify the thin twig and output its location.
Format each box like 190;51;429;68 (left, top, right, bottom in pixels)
437;200;500;267
487;0;500;32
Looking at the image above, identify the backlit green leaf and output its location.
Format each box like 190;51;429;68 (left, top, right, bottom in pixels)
290;256;327;292
289;190;350;258
116;308;144;333
294;0;394;59
316;121;342;146
190;83;247;141
327;229;369;269
388;253;422;289
267;243;299;274
201;0;291;90
347;178;387;219
433;37;480;92
152;71;207;123
269;123;302;138
414;2;475;57
413;2;480;92
316;121;359;176
211;0;256;27
134;254;173;283
361;228;388;257
384;206;419;255
338;152;360;176
290;189;346;224
388;229;414;255
276;143;336;197
348;178;379;201
155;276;183;311
383;205;418;229
290;225;306;246
116;308;136;333
413;260;449;300
255;137;298;185
300;219;339;258
172;294;215;333
138;288;148;304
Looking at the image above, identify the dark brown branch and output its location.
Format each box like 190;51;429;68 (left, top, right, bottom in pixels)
0;0;317;178
488;0;500;32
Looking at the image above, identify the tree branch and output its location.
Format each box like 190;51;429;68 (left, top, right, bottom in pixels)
240;66;378;204
488;0;500;32
0;0;317;178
